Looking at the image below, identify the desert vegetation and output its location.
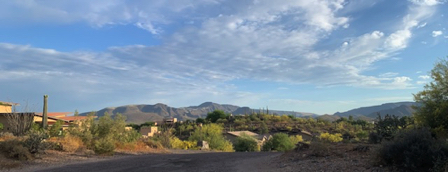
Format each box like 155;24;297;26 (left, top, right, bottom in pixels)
1;58;448;171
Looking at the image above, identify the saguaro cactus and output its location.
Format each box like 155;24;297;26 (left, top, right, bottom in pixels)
42;95;48;128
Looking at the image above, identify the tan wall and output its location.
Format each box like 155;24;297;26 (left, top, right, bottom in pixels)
0;105;12;113
140;126;158;137
33;116;58;123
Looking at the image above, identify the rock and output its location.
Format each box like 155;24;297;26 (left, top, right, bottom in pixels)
197;141;209;150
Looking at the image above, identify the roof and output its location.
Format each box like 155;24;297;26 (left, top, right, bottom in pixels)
0;101;20;106
57;116;90;122
227;131;259;137
35;112;72;117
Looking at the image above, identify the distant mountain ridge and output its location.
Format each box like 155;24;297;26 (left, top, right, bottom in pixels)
332;101;418;121
80;102;318;124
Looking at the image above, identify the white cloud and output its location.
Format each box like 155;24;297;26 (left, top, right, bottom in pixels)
432;30;443;37
379;72;399;77
409;0;443;6
419;75;431;79
417;22;427;28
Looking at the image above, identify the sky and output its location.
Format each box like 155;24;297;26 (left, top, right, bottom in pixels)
0;0;447;115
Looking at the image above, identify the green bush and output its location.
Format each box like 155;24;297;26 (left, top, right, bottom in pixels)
48;120;64;137
93;136;115;155
189;123;234;152
234;134;259;152
319;133;343;143
289;135;303;144
376;128;448;171
262;133;295;152
0;123;3;130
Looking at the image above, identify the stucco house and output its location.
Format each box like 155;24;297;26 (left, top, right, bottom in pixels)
0;101;91;132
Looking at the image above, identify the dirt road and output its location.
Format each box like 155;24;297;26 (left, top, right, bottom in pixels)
32;152;282;172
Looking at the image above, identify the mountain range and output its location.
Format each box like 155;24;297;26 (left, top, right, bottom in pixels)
80;101;418;124
80;102;318;124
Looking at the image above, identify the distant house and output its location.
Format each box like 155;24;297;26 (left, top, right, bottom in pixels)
140;126;159;137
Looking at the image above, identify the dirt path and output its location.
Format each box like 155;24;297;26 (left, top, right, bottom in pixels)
27;152;282;172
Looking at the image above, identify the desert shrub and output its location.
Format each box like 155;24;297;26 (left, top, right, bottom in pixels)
319;133;343;143
234;134;259;152
189;124;234;152
144;139;164;149
0;139;32;161
23;130;49;154
375;128;448;171
356;130;369;140
93;136;115;155
48;120;64;137
170;137;197;150
368;132;382;144
289;135;303;144
309;141;330;157
0;132;16;141
262;133;295;152
58;135;83;152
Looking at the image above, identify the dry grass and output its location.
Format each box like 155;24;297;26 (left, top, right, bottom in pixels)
115;140;167;154
47;135;85;153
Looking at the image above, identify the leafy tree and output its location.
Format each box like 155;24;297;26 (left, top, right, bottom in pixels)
189;123;233;152
414;58;448;136
140;121;155;127
206;110;229;123
196;117;206;124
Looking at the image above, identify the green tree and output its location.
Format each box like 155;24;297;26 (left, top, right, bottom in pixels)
0;122;3;130
189;123;233;152
206;110;229;123
259;121;269;134
414;58;448;136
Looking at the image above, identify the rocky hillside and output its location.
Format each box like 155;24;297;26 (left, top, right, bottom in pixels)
333;102;418;120
80;102;318;124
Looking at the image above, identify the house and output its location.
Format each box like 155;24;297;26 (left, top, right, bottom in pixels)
140;126;159;137
0;101;18;113
0;101;91;132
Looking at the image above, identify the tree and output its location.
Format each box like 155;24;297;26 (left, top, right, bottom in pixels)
5;102;34;136
414;58;448;135
189;123;233;152
206;110;229;123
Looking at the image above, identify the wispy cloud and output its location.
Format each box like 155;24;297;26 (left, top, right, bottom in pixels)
432;30;443;37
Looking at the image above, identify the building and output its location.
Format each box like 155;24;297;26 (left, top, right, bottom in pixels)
0;101;19;113
140;126;159;137
0;101;91;132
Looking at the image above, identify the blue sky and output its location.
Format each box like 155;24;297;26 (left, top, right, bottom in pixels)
1;0;447;115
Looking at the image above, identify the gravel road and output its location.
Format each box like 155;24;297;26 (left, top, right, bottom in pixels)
32;152;282;172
